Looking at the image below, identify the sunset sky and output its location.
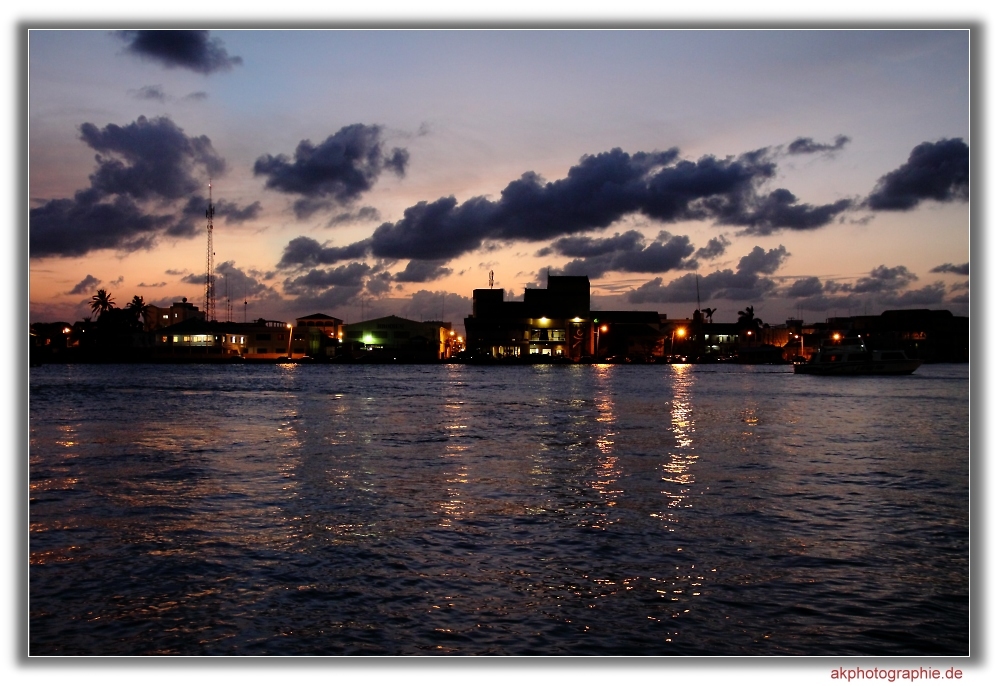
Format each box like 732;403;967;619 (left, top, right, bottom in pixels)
28;29;970;331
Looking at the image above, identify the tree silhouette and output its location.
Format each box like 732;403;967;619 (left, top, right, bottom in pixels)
700;307;717;323
126;295;147;326
90;289;115;318
737;305;762;328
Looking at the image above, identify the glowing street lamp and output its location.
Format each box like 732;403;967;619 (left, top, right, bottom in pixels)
671;326;686;361
595;322;608;358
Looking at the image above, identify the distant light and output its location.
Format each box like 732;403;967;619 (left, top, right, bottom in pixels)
450;330;455;336
571;317;583;323
539;317;549;324
833;333;841;340
677;327;686;337
286;323;292;328
601;325;608;332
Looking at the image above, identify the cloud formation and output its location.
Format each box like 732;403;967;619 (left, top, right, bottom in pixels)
627;245;789;304
866;138;969;210
393;259;454;283
253;124;409;219
785;264;946;311
131;85;166;102
930;262;970;275
30;116;242;258
787;135;850;155
542;230;696;279
67;274;101;295
276;236;372;269
117;31;243;74
364;147;851;262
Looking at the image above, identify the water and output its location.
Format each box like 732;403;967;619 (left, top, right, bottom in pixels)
29;363;969;655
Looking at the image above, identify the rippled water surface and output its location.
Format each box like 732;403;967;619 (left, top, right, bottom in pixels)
29;363;969;655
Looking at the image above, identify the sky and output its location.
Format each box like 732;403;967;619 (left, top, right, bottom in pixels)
28;29;970;332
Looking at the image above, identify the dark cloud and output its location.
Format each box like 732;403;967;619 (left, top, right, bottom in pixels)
883;283;946;307
165;268;188;276
930;262;970;275
694;234;731;260
545;231;696;280
787;135;850;155
117;30;242;74
30;195;174;258
276;236;373;269
131;85;166;102
785;276;824;298
365;271;394;296
184;91;209;102
110;276;125;287
327;206;380;228
28;114;249;258
253;124;409;219
400;290;473;325
866;138;969;211
627;245;788;304
168;194;260;237
214;261;282;303
784;264;944;311
393;259;453;283
67;274;101;295
367;146;851;261
736;245;790;275
733;189;853;236
80;116;225;201
216;199;262;224
546;230;645;258
851;264;918;294
282;263;372;296
137;281;167;288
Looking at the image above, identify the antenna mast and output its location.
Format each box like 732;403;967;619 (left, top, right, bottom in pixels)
695;274;701;312
204;181;216;322
489;270;494;289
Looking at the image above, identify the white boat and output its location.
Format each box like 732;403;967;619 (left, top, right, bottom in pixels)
793;335;921;376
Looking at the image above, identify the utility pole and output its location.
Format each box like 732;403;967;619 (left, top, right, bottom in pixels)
204;181;216;322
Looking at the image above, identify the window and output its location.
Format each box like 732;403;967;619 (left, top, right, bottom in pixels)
256;333;271;341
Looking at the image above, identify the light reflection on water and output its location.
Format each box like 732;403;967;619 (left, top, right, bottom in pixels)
29;363;969;655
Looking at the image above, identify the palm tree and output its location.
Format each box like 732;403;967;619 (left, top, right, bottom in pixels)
90;289;115;318
126;295;147;325
700;307;717;324
737;305;762;328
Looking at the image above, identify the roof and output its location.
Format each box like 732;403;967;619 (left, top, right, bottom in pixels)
296;313;340;320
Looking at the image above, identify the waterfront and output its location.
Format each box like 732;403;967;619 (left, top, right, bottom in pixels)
29;363;969;655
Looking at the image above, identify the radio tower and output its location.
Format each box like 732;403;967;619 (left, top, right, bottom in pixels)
204;181;216;322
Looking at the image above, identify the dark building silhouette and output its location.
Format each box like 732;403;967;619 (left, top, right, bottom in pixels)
465;276;592;359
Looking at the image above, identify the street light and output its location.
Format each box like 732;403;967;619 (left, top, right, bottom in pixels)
671;326;686;362
595;323;608;359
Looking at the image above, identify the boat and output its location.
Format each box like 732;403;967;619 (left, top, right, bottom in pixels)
793;335;921;376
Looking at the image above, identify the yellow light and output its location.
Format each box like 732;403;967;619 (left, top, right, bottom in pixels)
286;323;292;329
450;330;455;336
600;325;608;332
833;333;841;341
539;317;549;324
677;328;686;337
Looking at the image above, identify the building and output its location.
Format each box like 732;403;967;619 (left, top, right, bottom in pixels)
341;315;455;361
592;310;665;360
464;276;592;360
144;298;206;331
